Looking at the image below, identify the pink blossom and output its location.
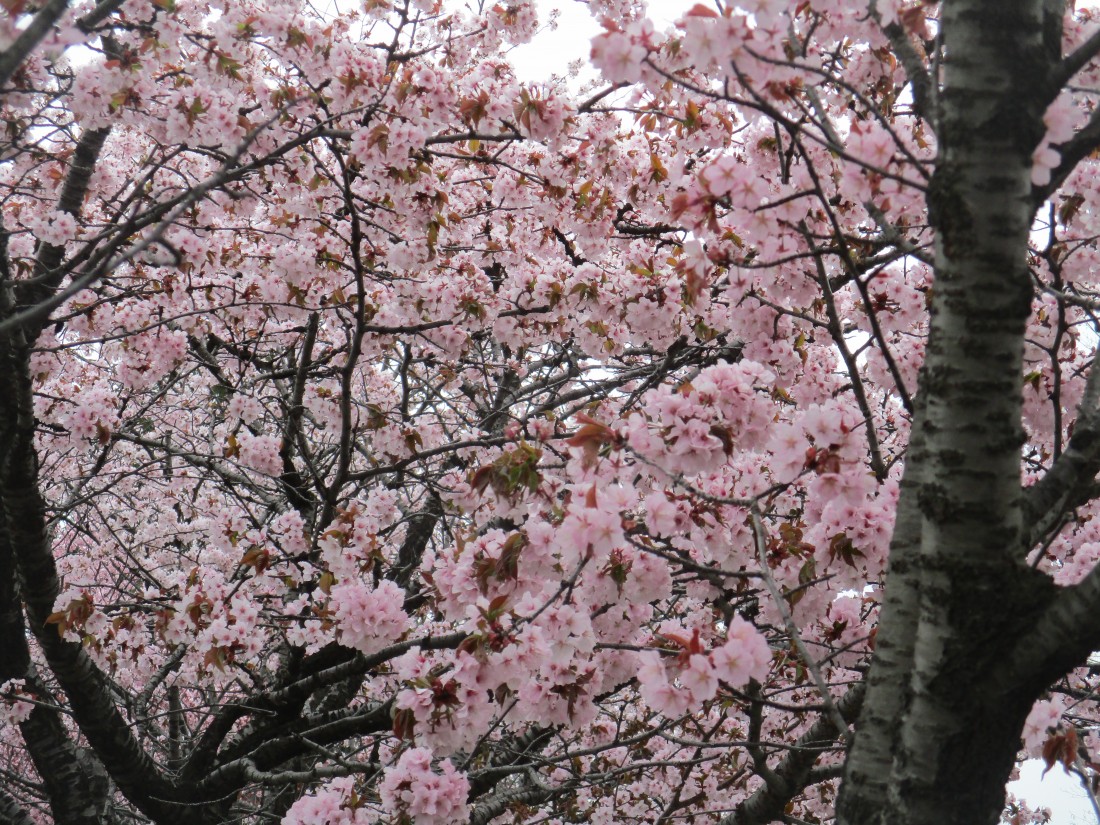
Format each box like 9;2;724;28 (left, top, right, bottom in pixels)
711;616;772;686
680;653;719;702
1022;697;1066;755
379;747;470;825
33;210;79;245
281;777;372;825
0;680;34;727
637;650;693;716
236;432;283;476
330;579;409;656
590;30;648;84
847;123;896;170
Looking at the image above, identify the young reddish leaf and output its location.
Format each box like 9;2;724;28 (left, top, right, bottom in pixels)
709;424;734;455
393;707;417;741
470;465;494;494
1041;727;1078;777
684;3;719;18
240;546;270;573
44;611;68;636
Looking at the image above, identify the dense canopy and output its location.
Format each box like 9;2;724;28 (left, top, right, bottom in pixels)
4;2;1100;825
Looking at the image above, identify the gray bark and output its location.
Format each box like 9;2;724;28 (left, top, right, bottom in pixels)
837;3;1095;824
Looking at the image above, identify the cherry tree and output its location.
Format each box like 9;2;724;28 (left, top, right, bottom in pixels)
4;1;1100;824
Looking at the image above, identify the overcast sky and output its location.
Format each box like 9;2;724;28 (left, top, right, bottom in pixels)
510;0;692;83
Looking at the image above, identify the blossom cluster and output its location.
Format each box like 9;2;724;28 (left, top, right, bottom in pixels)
637;617;772;715
0;680;34;728
8;0;1100;823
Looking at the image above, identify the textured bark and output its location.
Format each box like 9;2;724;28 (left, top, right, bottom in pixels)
0;789;36;825
18;710;111;825
837;3;1067;825
0;333;209;825
831;409;924;818
1;527;111;825
0;81;213;825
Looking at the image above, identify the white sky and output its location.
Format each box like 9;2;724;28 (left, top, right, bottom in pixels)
510;0;692;83
1010;760;1099;824
510;0;601;83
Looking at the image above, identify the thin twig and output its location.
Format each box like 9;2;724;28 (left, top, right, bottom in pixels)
749;509;851;745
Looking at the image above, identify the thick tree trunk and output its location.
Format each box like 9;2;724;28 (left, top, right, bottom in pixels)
837;2;1068;824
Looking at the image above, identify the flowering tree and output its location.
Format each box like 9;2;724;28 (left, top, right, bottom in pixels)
5;0;1100;824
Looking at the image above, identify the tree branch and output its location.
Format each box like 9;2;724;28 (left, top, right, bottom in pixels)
22;127;111;314
997;567;1096;698
1023;350;1100;550
1047;5;1100;93
469;780;556;825
720;684;864;825
0;788;36;825
1032;105;1100;207
0;339;205;824
0;0;70;90
880;23;935;122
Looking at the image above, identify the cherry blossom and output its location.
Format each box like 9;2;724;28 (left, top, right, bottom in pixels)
2;2;1100;825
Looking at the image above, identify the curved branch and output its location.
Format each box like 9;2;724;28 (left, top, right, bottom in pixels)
469;781;555;825
183;631;464;782
466;726;557;799
1032;105;1100;207
1047;6;1100;92
22;127;111;314
0;343;202;824
1023;349;1100;549
0;0;70;91
879;22;935;122
193;701;394;799
720;683;864;825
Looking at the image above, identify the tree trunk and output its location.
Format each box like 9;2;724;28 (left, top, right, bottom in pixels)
837;2;1072;823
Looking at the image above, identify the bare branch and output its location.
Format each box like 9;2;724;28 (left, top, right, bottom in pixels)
1023;349;1100;549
